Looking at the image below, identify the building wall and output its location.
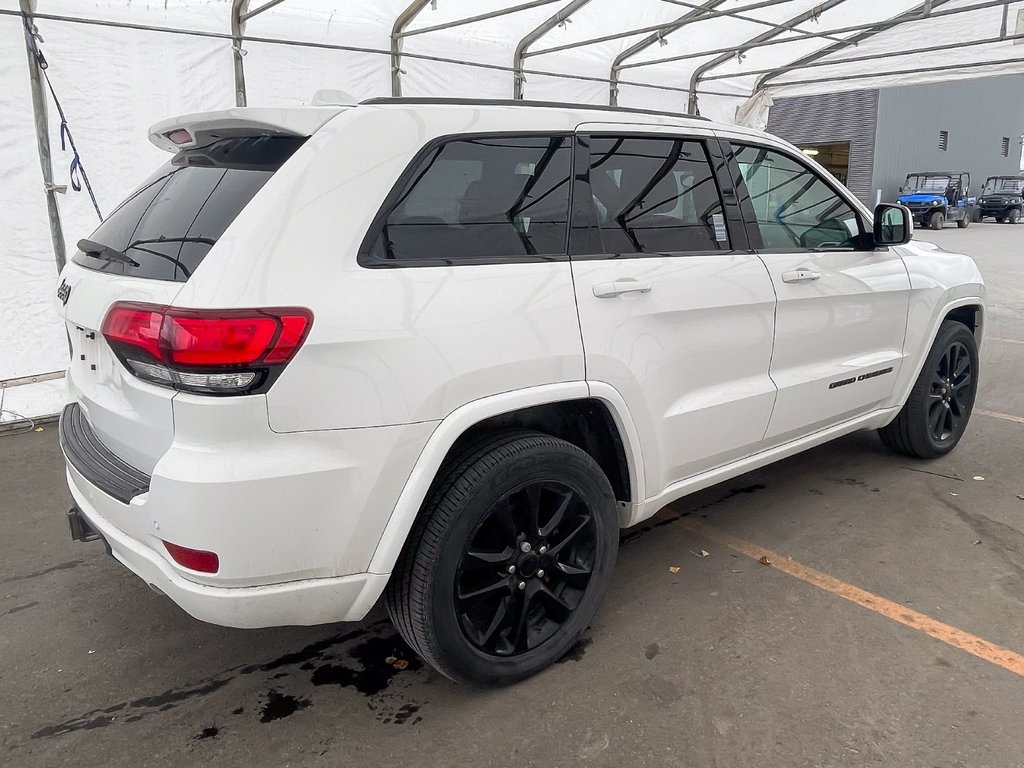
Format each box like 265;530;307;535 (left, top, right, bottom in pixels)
766;89;879;204
872;75;1024;203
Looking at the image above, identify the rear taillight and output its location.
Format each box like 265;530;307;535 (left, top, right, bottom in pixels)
101;302;312;395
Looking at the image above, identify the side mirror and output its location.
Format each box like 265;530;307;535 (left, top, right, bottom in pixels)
874;203;913;246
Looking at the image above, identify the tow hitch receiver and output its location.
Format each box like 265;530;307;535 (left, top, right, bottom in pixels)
67;506;100;543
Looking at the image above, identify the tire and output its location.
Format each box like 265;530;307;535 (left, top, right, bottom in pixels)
995;215;1006;223
878;320;978;459
929;211;944;230
972;208;983;223
1008;209;1021;225
385;431;619;686
957;214;970;229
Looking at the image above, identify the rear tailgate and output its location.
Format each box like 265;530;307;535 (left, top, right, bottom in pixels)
58;266;182;474
56;108;339;478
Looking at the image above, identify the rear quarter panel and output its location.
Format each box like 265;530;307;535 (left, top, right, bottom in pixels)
172;106;589;431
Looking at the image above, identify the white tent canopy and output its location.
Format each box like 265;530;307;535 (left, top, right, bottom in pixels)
2;0;1022;422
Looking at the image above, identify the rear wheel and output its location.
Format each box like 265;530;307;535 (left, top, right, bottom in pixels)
929;211;944;230
878;320;978;459
957;213;970;229
972;208;983;222
385;431;618;685
1008;208;1021;225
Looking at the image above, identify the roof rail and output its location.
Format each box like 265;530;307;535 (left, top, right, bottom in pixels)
359;96;710;121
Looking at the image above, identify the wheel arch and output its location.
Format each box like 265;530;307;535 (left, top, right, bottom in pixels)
889;296;985;417
367;382;644;575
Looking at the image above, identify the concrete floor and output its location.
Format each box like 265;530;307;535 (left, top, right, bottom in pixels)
3;226;1023;768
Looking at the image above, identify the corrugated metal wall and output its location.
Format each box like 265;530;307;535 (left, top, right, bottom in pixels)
766;90;879;204
872;75;1024;203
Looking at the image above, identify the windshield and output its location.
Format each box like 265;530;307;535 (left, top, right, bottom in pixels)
903;175;952;194
982;177;1024;195
72;135;305;282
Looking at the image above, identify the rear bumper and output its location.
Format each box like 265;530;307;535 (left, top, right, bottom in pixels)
59;395;437;628
66;465;388;628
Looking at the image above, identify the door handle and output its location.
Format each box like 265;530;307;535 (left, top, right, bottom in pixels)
781;269;821;284
593;280;654;298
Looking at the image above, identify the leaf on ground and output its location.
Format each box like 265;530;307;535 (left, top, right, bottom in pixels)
758;555;772;567
973;540;982;545
698;549;710;558
392;659;409;671
973;476;985;481
34;427;44;432
668;566;680;574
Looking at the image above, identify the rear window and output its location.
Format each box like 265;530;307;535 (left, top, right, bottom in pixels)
72;136;304;282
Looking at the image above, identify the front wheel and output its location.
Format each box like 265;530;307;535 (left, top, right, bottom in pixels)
929;211;945;230
1008;208;1021;225
995;214;1006;223
878;320;978;459
385;431;619;685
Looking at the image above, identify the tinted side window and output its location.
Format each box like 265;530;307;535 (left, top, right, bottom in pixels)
364;136;571;265
73;136;304;282
587;137;730;255
733;144;861;251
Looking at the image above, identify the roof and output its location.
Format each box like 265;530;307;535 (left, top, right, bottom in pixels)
360;97;710;122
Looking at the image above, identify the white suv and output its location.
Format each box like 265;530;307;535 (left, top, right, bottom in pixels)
57;98;984;685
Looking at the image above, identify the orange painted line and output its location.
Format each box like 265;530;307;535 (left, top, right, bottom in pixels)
976;409;1024;426
662;513;1024;678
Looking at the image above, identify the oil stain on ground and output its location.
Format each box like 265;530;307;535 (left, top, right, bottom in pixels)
30;621;428;740
259;690;311;723
557;636;592;663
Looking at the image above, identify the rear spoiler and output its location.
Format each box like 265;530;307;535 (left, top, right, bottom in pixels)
148;107;346;153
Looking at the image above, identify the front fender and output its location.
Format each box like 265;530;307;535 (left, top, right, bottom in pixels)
887;240;986;412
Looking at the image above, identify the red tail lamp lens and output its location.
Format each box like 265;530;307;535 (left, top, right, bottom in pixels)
163;540;219;573
100;303;312;394
101;305;163;361
166;315;280;366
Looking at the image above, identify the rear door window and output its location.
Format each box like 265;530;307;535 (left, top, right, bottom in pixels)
73;136;304;282
360;135;572;266
585;136;731;255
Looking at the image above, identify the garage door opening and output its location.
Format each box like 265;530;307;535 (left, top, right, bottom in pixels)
800;142;851;186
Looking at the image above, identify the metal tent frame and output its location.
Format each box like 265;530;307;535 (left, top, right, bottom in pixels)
7;0;1022;274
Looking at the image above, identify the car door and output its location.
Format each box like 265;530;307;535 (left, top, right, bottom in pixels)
569;124;778;497
726;140;912;445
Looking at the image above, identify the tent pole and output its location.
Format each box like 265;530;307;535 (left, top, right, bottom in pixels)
527;0;791;58
707;31;1023;81
230;0;249;106
620;0;998;72
19;0;66;272
687;0;848;115
514;0;592;99
609;0;727;106
392;1;431;97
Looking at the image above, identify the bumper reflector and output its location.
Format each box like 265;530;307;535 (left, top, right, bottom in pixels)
163;540;220;573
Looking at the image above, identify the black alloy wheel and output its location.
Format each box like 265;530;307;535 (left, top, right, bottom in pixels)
385;431;618;685
455;481;597;656
926;339;973;443
879;320;978;459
